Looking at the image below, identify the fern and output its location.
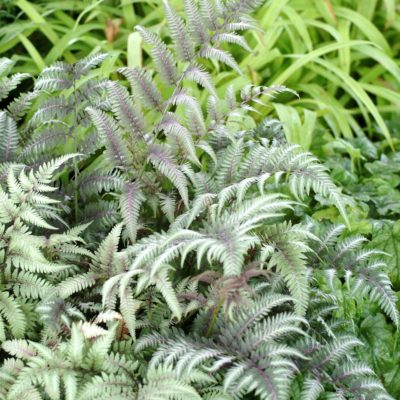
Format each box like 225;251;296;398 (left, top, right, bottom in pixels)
0;2;397;400
137;291;305;400
308;224;399;326
0;155;80;342
86;107;131;168
0;59;34;163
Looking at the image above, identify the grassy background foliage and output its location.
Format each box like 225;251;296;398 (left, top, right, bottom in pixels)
2;0;400;144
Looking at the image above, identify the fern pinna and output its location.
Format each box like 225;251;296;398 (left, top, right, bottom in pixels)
0;1;398;399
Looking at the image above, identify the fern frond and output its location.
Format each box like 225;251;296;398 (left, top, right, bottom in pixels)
75;53;108;76
0;57;13;76
107;81;147;139
137;291;304;400
86;107;131;168
83;200;120;229
79;170;125;199
118;67;163;111
2;339;36;359
213;33;252;51
241;143;350;226
7;270;52;299
225;19;259;32
0;292;26;338
265;233;310;315
20;124;69;160
199;0;218;30
315;224;346;255
30;96;70;126
300;378;324;400
34;153;80;184
200;47;242;74
216;139;244;187
0;73;30;101
352;264;399;325
184;0;209;45
119;287;141;339
164;0;194;62
58;272;97;299
170;90;206;136
92;223;123;276
148;145;189;207
7;91;38;121
35;61;72;91
120;181;144;243
160;112;200;164
136;26;179;86
184;64;217;97
0;111;18;162
159;194;177;223
224;0;265;15
138;364;202;400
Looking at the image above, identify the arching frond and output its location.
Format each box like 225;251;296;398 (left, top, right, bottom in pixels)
136;26;179;86
148;145;189;207
120;181;144;243
200;47;242;74
0;111;18;162
86;107;131;168
118;67;163;110
164;0;194;62
107;81;147;139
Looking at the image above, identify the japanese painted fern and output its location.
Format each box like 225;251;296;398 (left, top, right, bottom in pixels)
0;1;397;400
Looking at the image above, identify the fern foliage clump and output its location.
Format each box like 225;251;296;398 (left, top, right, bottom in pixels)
0;1;397;399
0;58;36;165
137;282;393;400
0;154;81;343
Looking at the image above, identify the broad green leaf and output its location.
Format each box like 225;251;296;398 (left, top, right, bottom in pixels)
127;31;143;68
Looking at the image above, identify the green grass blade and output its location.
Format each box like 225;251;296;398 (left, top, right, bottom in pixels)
314;58;394;148
17;34;46;72
15;0;59;43
271;40;369;85
335;7;392;55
